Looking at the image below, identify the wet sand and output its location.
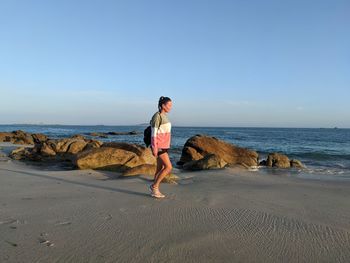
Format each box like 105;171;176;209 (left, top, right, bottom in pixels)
1;144;350;262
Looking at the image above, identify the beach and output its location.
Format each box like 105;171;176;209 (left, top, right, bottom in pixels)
1;144;350;263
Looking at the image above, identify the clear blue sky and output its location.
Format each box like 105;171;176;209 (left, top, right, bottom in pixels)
0;0;349;127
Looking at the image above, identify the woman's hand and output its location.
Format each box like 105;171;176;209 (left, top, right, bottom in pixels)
152;147;158;157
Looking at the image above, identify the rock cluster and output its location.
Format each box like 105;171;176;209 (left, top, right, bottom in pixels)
6;130;304;179
73;142;155;171
9;136;177;183
177;135;305;171
177;135;259;170
0;130;47;145
10;135;102;162
259;153;305;168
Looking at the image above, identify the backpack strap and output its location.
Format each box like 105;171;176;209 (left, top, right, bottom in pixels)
157;112;162;129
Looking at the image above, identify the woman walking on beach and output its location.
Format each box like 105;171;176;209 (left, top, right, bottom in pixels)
149;96;173;198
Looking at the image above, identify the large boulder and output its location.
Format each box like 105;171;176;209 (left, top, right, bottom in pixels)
66;140;88;154
73;143;156;172
178;135;259;169
183;154;227;171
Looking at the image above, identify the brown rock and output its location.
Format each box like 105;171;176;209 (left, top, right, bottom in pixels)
51;138;72;153
0;132;13;142
40;143;56;156
73;144;156;171
102;142;144;155
10;147;26;155
290;159;305;168
24;135;34;144
31;133;48;143
266;153;290;168
73;147;135;171
70;134;86;140
67;140;88;154
1;131;47;145
13;139;26;145
11;130;33;144
9;147;32;160
181;146;204;162
83;140;103;150
178;135;259;168
12;130;26;138
102;142;155;167
183;154;227;171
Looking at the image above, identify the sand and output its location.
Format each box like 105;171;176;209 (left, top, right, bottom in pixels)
0;144;350;262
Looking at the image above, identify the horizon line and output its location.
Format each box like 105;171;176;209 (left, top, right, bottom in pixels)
0;123;348;129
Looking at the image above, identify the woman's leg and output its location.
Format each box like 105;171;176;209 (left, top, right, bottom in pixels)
153;152;172;189
154;156;164;183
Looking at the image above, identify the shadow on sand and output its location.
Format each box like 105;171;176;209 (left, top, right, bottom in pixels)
0;167;151;198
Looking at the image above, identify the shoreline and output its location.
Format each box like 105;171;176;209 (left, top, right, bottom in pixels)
1;144;350;262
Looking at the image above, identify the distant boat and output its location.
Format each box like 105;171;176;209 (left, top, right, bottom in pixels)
334;127;338;129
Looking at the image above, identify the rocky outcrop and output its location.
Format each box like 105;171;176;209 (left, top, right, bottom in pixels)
0;130;47;145
10;137;102;162
178;135;259;170
260;153;305;169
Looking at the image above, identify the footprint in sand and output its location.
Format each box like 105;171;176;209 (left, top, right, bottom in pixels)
0;218;18;225
5;240;18;247
55;221;72;226
104;214;112;220
38;237;54;247
21;197;33;200
38;233;54;247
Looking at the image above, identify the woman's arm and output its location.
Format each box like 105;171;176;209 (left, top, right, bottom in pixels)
150;113;161;155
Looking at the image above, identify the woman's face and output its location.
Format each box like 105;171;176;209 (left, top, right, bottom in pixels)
162;100;172;113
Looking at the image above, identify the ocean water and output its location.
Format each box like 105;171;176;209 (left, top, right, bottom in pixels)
1;125;349;180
